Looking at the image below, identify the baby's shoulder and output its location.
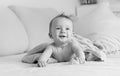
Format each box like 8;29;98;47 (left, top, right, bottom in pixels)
68;38;84;50
44;43;54;50
68;38;80;46
46;42;59;50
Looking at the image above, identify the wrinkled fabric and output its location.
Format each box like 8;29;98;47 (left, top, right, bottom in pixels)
87;33;120;54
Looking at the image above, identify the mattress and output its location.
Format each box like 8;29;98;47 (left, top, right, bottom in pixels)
0;53;120;76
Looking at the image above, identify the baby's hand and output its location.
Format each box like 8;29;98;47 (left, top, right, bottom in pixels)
38;60;47;67
78;51;86;64
76;57;85;64
70;57;85;64
98;51;107;61
70;57;79;64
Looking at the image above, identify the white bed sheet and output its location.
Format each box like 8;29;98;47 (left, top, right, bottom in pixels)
0;53;120;76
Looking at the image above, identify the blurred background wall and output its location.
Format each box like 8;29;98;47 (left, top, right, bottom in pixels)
0;0;77;15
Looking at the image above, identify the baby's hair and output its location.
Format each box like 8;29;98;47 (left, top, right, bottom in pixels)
49;13;73;38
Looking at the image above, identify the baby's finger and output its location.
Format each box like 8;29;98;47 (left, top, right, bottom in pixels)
71;58;80;64
41;62;46;67
38;62;42;67
78;58;83;64
81;58;85;64
42;62;46;67
78;58;85;64
76;57;81;63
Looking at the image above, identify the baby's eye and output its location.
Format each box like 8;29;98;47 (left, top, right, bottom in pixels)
56;27;60;30
66;28;70;30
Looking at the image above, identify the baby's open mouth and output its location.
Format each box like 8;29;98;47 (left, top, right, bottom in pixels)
59;35;66;38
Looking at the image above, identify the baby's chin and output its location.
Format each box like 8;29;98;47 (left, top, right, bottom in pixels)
57;38;70;43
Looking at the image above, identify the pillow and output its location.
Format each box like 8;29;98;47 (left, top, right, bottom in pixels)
74;2;120;36
0;6;29;56
9;6;58;50
74;2;120;54
76;4;98;19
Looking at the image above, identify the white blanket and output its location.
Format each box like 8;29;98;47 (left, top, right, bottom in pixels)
87;32;120;54
0;53;120;76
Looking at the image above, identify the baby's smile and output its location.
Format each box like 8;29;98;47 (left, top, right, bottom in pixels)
59;34;67;39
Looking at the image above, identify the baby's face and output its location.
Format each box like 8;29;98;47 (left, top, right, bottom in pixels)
51;17;73;44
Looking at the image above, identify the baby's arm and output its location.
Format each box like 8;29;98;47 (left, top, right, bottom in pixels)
38;45;53;67
70;39;85;64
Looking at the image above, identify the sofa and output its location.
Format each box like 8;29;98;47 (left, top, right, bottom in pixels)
1;2;120;76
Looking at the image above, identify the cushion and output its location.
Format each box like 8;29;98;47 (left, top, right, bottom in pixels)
74;2;120;54
74;2;120;36
76;4;98;19
0;6;29;56
9;6;58;50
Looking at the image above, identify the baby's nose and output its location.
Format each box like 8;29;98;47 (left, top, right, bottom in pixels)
61;29;66;33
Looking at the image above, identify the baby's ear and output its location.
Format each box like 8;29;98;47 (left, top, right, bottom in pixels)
48;33;52;38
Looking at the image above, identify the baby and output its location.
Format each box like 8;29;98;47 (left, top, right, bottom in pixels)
22;14;106;67
38;14;86;67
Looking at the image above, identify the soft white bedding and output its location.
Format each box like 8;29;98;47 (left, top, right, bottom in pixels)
0;53;120;76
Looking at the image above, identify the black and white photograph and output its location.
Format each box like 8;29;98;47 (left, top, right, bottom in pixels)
0;0;120;76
